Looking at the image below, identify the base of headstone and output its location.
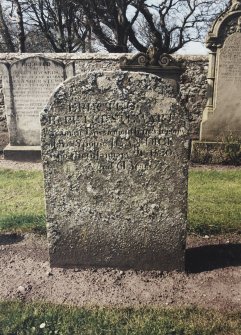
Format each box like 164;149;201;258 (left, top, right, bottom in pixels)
3;144;41;161
0;133;9;153
191;141;241;165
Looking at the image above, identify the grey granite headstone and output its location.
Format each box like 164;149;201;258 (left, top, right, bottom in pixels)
41;71;189;271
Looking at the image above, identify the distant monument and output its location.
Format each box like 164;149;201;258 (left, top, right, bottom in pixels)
200;0;241;141
1;56;74;160
41;71;189;271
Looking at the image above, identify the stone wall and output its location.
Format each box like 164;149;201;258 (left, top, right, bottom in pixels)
178;56;209;139
0;53;208;150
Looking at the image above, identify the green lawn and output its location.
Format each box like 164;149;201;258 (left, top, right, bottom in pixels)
0;168;241;235
0;302;241;335
188;169;241;235
0;169;45;234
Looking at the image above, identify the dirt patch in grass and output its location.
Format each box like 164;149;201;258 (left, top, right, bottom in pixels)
0;233;241;312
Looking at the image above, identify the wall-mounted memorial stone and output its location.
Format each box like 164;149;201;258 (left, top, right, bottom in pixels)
200;1;241;141
41;71;189;271
2;56;74;160
120;52;184;94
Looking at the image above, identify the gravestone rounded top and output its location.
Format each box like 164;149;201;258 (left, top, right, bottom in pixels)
10;55;65;69
206;2;241;50
41;71;188;271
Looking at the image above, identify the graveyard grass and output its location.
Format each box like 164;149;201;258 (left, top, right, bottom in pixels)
0;168;241;235
0;169;45;234
188;169;241;235
1;301;241;335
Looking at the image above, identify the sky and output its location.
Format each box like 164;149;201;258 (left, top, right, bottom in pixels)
177;41;209;55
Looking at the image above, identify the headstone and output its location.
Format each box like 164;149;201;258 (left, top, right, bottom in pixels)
41;71;189;271
1;56;74;159
120;52;184;94
201;3;241;141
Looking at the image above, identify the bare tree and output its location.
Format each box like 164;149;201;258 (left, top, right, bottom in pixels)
0;0;93;53
73;0;145;53
0;1;16;51
0;0;231;53
1;0;30;52
8;0;26;52
27;0;92;52
73;0;229;54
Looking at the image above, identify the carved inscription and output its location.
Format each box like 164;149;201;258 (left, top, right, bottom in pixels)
10;57;66;145
42;100;186;172
213;32;241;133
218;33;241;83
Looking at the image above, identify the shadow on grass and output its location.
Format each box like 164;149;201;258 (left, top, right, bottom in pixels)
0;214;46;235
186;243;241;273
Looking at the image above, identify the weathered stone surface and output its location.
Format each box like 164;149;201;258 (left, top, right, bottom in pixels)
2;56;72;146
179;57;208;139
41;71;189;271
191;140;241;165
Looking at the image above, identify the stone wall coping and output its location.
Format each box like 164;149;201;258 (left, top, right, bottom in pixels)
0;52;208;62
0;53;132;61
175;55;208;62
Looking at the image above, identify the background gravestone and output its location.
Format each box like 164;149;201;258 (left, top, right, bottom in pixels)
2;56;74;159
200;4;241;141
41;71;189;271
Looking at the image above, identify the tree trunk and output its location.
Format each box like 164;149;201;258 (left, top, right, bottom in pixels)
0;2;15;52
13;0;26;52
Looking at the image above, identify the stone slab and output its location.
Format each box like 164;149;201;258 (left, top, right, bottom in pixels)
3;144;41;161
201;32;241;140
1;56;74;147
41;71;189;271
